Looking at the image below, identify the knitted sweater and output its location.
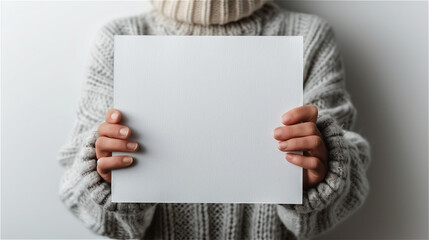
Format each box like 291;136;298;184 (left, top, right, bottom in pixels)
58;2;371;239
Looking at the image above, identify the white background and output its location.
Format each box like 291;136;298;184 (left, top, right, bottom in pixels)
1;1;428;239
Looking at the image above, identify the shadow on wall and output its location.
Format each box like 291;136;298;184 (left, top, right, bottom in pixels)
278;1;428;239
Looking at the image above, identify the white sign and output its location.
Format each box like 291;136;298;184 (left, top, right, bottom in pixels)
112;36;303;204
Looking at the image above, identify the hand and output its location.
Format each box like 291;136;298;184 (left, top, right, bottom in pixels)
95;109;138;183
273;105;328;189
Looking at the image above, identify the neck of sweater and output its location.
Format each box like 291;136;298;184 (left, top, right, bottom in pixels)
151;0;272;26
148;1;280;36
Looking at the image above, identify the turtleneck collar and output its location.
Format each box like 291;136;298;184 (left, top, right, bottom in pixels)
148;1;281;36
150;0;272;26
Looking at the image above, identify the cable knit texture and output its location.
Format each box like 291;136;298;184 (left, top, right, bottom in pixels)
58;1;371;239
150;0;271;25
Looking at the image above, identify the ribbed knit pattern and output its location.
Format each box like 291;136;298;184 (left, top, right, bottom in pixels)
58;2;371;239
151;0;271;25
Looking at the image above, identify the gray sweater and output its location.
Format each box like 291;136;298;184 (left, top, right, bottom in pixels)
58;2;371;239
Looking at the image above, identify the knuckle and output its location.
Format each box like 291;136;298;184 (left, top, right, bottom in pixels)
310;105;318;116
97;122;107;136
308;122;318;135
96;158;106;172
95;136;107;149
95;137;102;149
310;158;321;170
97;125;102;136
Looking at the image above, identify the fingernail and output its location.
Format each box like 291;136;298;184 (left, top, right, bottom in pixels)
279;141;288;150
127;142;138;151
119;128;129;136
282;114;290;124
285;153;292;161
123;157;133;164
111;112;119;120
273;128;281;138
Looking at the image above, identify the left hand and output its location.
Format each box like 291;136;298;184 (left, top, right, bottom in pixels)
273;105;328;189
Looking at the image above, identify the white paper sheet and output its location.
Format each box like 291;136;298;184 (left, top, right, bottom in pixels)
112;36;303;204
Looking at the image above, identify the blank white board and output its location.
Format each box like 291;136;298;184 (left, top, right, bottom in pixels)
112;36;303;203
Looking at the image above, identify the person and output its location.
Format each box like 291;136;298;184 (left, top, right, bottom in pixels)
57;0;371;239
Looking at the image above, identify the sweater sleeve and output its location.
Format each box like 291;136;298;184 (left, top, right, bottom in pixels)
276;17;371;239
57;21;157;239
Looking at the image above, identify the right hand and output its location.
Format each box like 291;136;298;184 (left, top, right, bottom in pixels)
96;109;138;183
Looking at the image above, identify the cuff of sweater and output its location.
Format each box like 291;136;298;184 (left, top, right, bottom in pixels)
59;125;157;215
281;114;351;213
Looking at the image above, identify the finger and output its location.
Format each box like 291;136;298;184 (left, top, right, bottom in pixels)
277;135;324;156
97;156;134;174
281;105;318;125
98;122;131;140
273;122;319;141
105;108;122;124
96;156;134;183
285;153;324;171
95;137;138;158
